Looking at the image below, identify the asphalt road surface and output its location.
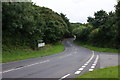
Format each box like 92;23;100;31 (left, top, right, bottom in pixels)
1;38;118;79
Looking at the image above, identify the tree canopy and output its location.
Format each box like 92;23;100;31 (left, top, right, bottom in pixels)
2;2;72;49
73;2;120;49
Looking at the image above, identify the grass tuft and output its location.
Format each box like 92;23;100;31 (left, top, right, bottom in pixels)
75;66;119;79
74;40;119;53
2;42;64;63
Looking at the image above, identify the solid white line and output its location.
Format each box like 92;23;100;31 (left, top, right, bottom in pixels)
59;74;70;80
94;61;97;64
92;51;94;54
74;50;95;75
86;51;94;63
2;60;50;73
94;55;99;64
88;55;99;72
75;71;81;74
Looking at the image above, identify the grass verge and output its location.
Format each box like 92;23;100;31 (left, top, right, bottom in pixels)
2;42;64;63
74;40;119;53
74;66;119;79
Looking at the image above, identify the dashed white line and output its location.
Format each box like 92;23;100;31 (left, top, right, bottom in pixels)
91;66;95;68
89;69;94;71
84;63;88;66
2;69;15;73
74;50;95;75
82;66;86;68
92;64;96;66
2;60;50;74
79;68;84;71
86;61;90;64
89;55;99;72
59;74;70;80
75;71;81;74
59;54;72;59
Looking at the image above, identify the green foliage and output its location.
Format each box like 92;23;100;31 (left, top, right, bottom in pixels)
115;1;120;49
74;6;119;49
2;42;64;63
60;13;73;38
74;40;118;53
76;66;119;78
88;28;100;44
2;2;71;49
87;10;108;28
73;24;93;42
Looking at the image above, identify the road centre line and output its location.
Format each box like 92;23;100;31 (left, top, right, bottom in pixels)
84;63;88;66
75;71;81;75
89;55;99;71
59;54;72;59
79;68;84;71
1;60;50;74
74;51;95;75
82;66;86;68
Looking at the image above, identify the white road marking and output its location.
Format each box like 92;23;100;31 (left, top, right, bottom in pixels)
94;61;97;64
84;63;88;66
86;61;90;64
93;55;99;64
92;51;94;54
82;66;86;68
2;60;50;73
89;55;99;72
59;74;70;80
91;66;95;68
79;68;84;71
59;54;72;59
92;64;96;66
75;71;81;74
89;68;94;71
2;69;15;73
75;50;95;75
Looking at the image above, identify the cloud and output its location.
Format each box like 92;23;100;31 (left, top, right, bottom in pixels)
32;0;117;23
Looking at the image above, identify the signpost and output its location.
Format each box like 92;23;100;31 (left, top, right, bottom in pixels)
38;40;45;47
38;43;45;47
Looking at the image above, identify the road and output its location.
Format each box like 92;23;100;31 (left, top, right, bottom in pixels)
2;38;118;79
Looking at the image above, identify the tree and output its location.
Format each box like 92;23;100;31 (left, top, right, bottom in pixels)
73;24;93;42
115;1;120;49
2;2;71;49
60;13;73;38
87;10;108;28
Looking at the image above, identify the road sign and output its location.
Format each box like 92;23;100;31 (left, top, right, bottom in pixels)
38;43;45;47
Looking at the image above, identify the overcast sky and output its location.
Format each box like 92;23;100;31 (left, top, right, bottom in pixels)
32;0;117;23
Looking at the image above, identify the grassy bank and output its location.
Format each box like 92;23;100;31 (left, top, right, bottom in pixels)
2;42;64;63
74;40;119;53
75;66;119;79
